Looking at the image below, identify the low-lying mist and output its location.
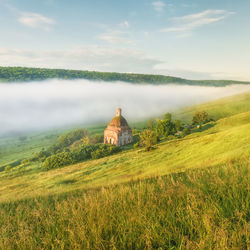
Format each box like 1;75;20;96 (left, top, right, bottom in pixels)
0;79;250;137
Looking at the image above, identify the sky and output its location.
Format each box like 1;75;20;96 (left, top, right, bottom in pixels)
0;0;250;80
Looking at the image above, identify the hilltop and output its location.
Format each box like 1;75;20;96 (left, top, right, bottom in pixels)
1;66;250;86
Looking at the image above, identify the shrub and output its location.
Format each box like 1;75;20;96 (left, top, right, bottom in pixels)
155;113;176;138
43;151;75;170
192;111;210;125
139;129;157;151
43;144;120;170
91;144;121;159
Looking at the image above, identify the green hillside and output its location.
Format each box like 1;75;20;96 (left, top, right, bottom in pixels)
175;91;250;122
1;66;250;86
0;92;249;249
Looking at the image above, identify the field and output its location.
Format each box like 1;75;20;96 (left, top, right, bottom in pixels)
0;91;249;249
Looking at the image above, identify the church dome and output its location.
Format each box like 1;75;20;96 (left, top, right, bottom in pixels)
109;115;129;127
108;108;129;127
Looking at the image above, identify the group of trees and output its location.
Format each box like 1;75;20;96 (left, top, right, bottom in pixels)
139;113;183;151
28;128;106;168
138;111;213;151
192;111;213;126
43;144;120;170
1;66;247;86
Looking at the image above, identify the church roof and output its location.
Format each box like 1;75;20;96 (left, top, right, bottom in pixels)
108;108;130;127
109;115;129;127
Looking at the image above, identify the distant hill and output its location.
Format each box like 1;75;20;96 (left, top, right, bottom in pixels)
0;66;250;86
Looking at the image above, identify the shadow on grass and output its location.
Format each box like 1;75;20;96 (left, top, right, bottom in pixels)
0;159;23;172
56;179;77;185
192;122;216;133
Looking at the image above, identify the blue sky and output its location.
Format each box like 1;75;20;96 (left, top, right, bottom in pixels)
0;0;250;80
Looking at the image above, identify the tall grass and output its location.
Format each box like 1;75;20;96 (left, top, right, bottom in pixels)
0;161;248;249
0;91;249;249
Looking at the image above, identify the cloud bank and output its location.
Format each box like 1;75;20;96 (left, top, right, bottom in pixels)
0;80;249;137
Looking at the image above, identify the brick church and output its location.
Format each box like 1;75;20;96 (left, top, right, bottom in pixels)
104;108;133;146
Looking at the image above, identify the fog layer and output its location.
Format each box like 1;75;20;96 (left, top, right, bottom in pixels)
0;80;249;136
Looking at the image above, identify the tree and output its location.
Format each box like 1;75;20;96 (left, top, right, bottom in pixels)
147;118;155;130
192;111;209;126
155;113;176;138
139;129;157;151
174;119;182;131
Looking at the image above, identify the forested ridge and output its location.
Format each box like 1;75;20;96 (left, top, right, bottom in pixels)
0;66;249;86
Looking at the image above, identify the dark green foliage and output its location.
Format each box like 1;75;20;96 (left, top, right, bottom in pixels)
43;144;120;169
30;149;50;162
173;119;182;131
1;66;250;86
91;144;121;159
182;127;191;136
156;113;177;138
139;129;157;151
43;151;75;169
192;111;210;125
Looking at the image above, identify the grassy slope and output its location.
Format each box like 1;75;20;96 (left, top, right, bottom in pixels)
174;91;250;122
0;161;248;249
0;92;249;203
0;92;249;249
0;125;106;170
1;91;249;170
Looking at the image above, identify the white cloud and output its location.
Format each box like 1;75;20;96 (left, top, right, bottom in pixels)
18;12;55;31
152;1;166;12
0;46;162;73
160;9;234;35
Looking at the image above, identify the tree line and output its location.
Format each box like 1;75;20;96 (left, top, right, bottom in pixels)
1;66;249;86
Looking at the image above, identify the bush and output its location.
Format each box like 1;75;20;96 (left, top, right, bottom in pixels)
139;129;157;151
156;113;176;138
43;144;120;170
192;111;210;125
91;144;121;159
43;151;75;170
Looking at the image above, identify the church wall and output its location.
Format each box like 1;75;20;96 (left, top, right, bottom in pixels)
117;129;133;146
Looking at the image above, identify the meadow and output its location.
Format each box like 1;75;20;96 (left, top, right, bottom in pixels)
0;91;249;249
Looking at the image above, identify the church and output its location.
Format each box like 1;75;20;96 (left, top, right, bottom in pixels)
104;108;133;146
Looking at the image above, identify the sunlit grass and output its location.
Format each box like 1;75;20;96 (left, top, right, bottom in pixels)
0;91;249;249
0;161;248;249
